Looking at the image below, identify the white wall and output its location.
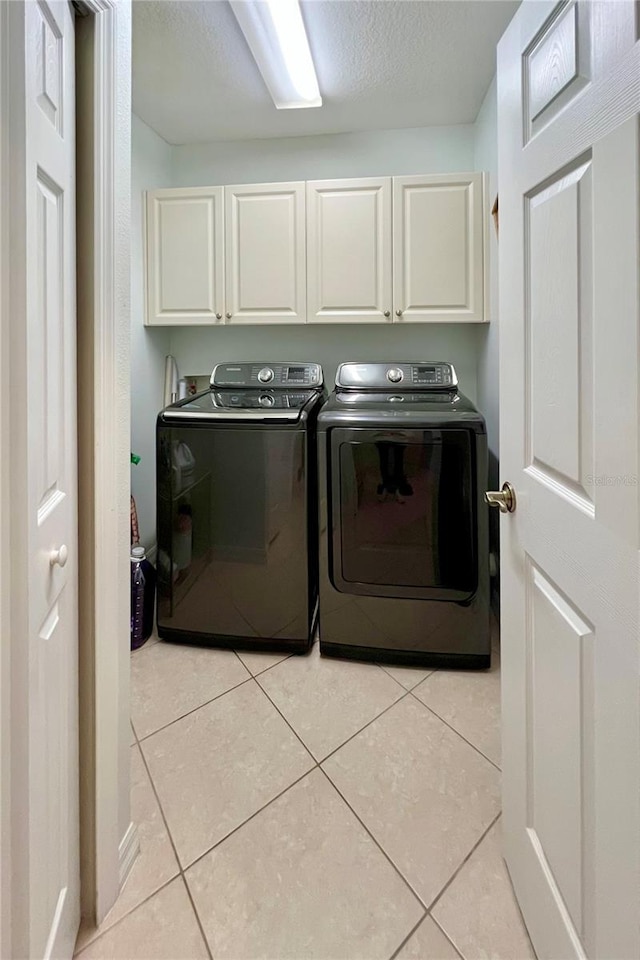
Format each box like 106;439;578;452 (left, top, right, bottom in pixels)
174;124;475;185
130;116;174;549
171;323;482;398
169;122;481;392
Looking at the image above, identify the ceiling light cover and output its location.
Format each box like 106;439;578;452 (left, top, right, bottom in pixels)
229;0;322;110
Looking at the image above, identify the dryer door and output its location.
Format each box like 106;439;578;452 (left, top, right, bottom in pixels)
329;427;477;601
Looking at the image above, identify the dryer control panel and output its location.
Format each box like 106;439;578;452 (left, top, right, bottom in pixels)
211;361;323;389
336;361;457;391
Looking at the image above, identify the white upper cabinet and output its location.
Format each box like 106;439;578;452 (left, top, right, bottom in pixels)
145;186;224;326
224;182;306;323
144;174;487;326
393;173;485;322
307;178;392;323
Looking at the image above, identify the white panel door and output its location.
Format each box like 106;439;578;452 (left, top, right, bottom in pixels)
497;2;640;958
146;186;224;325
306;178;392;323
392;173;485;322
225;182;305;323
20;0;79;956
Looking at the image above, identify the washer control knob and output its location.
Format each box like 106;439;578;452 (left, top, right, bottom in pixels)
258;367;274;383
259;394;275;407
387;368;404;384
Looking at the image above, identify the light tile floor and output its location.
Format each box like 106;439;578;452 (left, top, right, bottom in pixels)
76;624;536;960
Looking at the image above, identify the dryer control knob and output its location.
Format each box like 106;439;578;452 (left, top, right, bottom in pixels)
259;394;275;407
387;368;404;383
258;367;274;383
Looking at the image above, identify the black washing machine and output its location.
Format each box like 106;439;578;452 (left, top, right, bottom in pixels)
156;361;325;652
318;361;490;668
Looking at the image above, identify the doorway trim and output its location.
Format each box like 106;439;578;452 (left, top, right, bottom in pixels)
76;0;135;928
0;3;11;955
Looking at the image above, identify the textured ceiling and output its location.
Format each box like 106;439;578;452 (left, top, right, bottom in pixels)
132;0;520;145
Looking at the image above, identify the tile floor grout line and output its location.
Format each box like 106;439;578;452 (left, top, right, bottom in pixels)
408;688;502;773
250;672;435;911
387;910;428;960
136;672;255;744
252;676;319;764
379;664;437;691
73;874;177;957
177;681;418;875
182;765;319;874
181;874;215;960
235;650;294;679
252;659;408;764
429;912;466;960
317;766;429;913
136;740;215;960
317;687;412;765
426;811;502;915
75;737;186;955
136;738;186;873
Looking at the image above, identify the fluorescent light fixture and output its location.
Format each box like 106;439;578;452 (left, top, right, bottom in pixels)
230;0;322;109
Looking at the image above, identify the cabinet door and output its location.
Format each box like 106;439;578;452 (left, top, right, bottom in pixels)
145;187;224;326
307;178;392;323
393;173;485;322
225;182;306;323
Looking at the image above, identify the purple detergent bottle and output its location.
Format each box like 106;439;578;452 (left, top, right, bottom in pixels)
131;546;156;649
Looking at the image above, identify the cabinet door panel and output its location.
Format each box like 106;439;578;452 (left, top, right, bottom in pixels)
225;182;305;323
145;187;224;326
393;173;485;322
307;178;392;323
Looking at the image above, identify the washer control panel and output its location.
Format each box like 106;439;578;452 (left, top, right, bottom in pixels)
410;364;452;387
211;362;323;389
337;361;457;391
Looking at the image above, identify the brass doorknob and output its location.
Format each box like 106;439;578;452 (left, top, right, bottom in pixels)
485;482;516;514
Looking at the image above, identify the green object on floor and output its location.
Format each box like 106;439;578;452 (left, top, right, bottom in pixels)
131;452;141;465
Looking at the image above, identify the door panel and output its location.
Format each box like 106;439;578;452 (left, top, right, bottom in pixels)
526;156;594;508
19;0;79;956
498;3;640;958
146;187;224;325
523;1;590;140
527;561;594;939
225;182;305;323
306;178;392;323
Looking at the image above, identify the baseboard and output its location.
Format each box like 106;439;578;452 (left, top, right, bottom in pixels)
118;821;140;891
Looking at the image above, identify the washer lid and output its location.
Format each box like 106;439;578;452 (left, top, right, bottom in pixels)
162;388;319;422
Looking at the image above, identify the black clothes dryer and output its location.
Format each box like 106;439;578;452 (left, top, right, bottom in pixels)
317;361;490;668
